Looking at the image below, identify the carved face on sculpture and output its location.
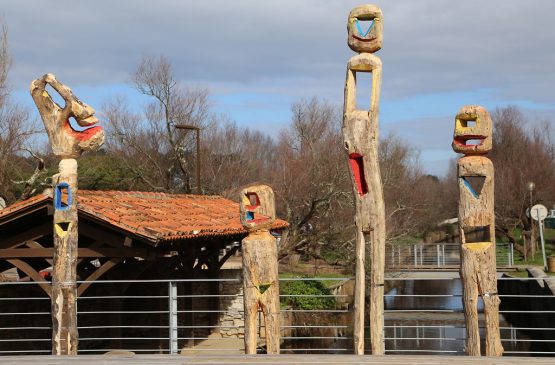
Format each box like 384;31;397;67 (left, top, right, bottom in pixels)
30;73;105;159
240;184;276;231
347;4;383;53
452;105;492;155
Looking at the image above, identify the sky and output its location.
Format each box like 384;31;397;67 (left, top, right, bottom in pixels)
2;0;555;176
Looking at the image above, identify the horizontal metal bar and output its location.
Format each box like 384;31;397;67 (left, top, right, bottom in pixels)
0;338;51;342
385;310;459;313
280;348;350;352
281;336;349;340
500;338;555;342
504;351;555;355
281;325;349;329
385;337;461;341
281;309;350;313
0;327;51;330
385;325;460;328
0;350;51;354
280;294;348;297
79;295;167;300
385;349;460;353
500;310;555;313
0;312;50;315
77;325;168;329
279;278;351;281
79;310;169;314
500;326;555;331
79;337;168;341
77;349;170;353
384;294;461;297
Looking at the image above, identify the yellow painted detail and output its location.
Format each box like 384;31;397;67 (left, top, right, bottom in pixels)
242;195;251;206
42;91;50;98
54;222;72;238
463;242;492;250
455;117;480;131
257;282;273;294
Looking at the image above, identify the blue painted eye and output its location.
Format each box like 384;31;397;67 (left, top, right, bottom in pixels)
55;182;71;211
355;19;374;37
246;211;255;221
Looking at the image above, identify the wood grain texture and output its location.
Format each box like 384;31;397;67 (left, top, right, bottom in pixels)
343;51;385;355
454;106;502;356
240;184;280;354
51;159;79;355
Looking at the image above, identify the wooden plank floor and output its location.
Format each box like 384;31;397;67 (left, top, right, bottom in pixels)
0;355;553;365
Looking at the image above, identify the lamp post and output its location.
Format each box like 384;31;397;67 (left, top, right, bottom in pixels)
527;181;536;259
175;125;201;194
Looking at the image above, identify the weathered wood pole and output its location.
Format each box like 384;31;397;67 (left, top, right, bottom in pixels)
452;105;503;356
342;5;385;355
30;73;105;355
239;184;280;354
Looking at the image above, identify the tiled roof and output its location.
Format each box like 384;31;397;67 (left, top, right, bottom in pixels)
0;190;288;243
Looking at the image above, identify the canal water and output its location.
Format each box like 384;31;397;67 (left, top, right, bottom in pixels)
384;274;531;355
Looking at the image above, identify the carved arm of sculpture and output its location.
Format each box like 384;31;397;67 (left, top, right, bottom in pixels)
30;73;104;158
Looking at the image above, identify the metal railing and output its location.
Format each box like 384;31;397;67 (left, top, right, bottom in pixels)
386;243;514;269
0;273;553;356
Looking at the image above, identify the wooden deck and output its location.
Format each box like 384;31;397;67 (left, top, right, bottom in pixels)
0;355;553;365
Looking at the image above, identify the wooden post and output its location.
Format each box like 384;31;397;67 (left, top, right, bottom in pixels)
239;184;280;354
30;73;105;355
452;105;503;356
343;5;385;355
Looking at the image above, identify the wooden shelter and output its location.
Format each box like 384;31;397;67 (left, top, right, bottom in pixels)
0;189;288;295
0;190;287;353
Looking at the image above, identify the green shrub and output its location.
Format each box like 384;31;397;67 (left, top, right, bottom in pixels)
280;278;336;310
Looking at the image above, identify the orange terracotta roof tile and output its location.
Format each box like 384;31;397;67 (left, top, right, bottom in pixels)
0;190;289;243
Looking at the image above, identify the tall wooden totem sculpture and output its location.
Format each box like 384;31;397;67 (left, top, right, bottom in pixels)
239;184;280;354
30;73;105;355
342;4;385;355
452;106;503;356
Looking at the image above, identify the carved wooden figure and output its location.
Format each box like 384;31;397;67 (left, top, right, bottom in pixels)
30;73;105;355
453;106;503;356
343;4;385;355
239;184;280;354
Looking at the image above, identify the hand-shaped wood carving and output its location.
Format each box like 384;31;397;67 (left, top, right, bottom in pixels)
30;73;104;158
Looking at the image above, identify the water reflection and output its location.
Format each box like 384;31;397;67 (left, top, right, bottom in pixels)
384;277;529;355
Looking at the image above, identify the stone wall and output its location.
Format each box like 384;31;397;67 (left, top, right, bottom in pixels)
217;268;245;338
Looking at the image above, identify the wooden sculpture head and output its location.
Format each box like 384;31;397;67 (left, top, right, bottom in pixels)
240;184;276;231
452;105;492;155
347;4;383;53
30;73;105;159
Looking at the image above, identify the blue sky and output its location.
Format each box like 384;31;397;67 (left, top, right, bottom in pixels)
3;0;555;176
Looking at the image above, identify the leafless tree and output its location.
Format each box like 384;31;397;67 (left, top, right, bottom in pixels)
272;98;352;258
490;106;555;252
200;117;276;196
106;55;211;193
0;20;39;203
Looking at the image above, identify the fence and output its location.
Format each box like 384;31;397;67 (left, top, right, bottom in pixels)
0;274;553;356
386;243;514;269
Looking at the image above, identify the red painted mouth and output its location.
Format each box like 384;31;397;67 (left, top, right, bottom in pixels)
64;120;104;142
453;135;485;147
352;35;376;42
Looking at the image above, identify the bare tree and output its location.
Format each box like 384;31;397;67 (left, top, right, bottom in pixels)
106;55;211;193
0;20;10;106
200;117;276;196
0;20;38;203
272;98;352;258
490;106;555;253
